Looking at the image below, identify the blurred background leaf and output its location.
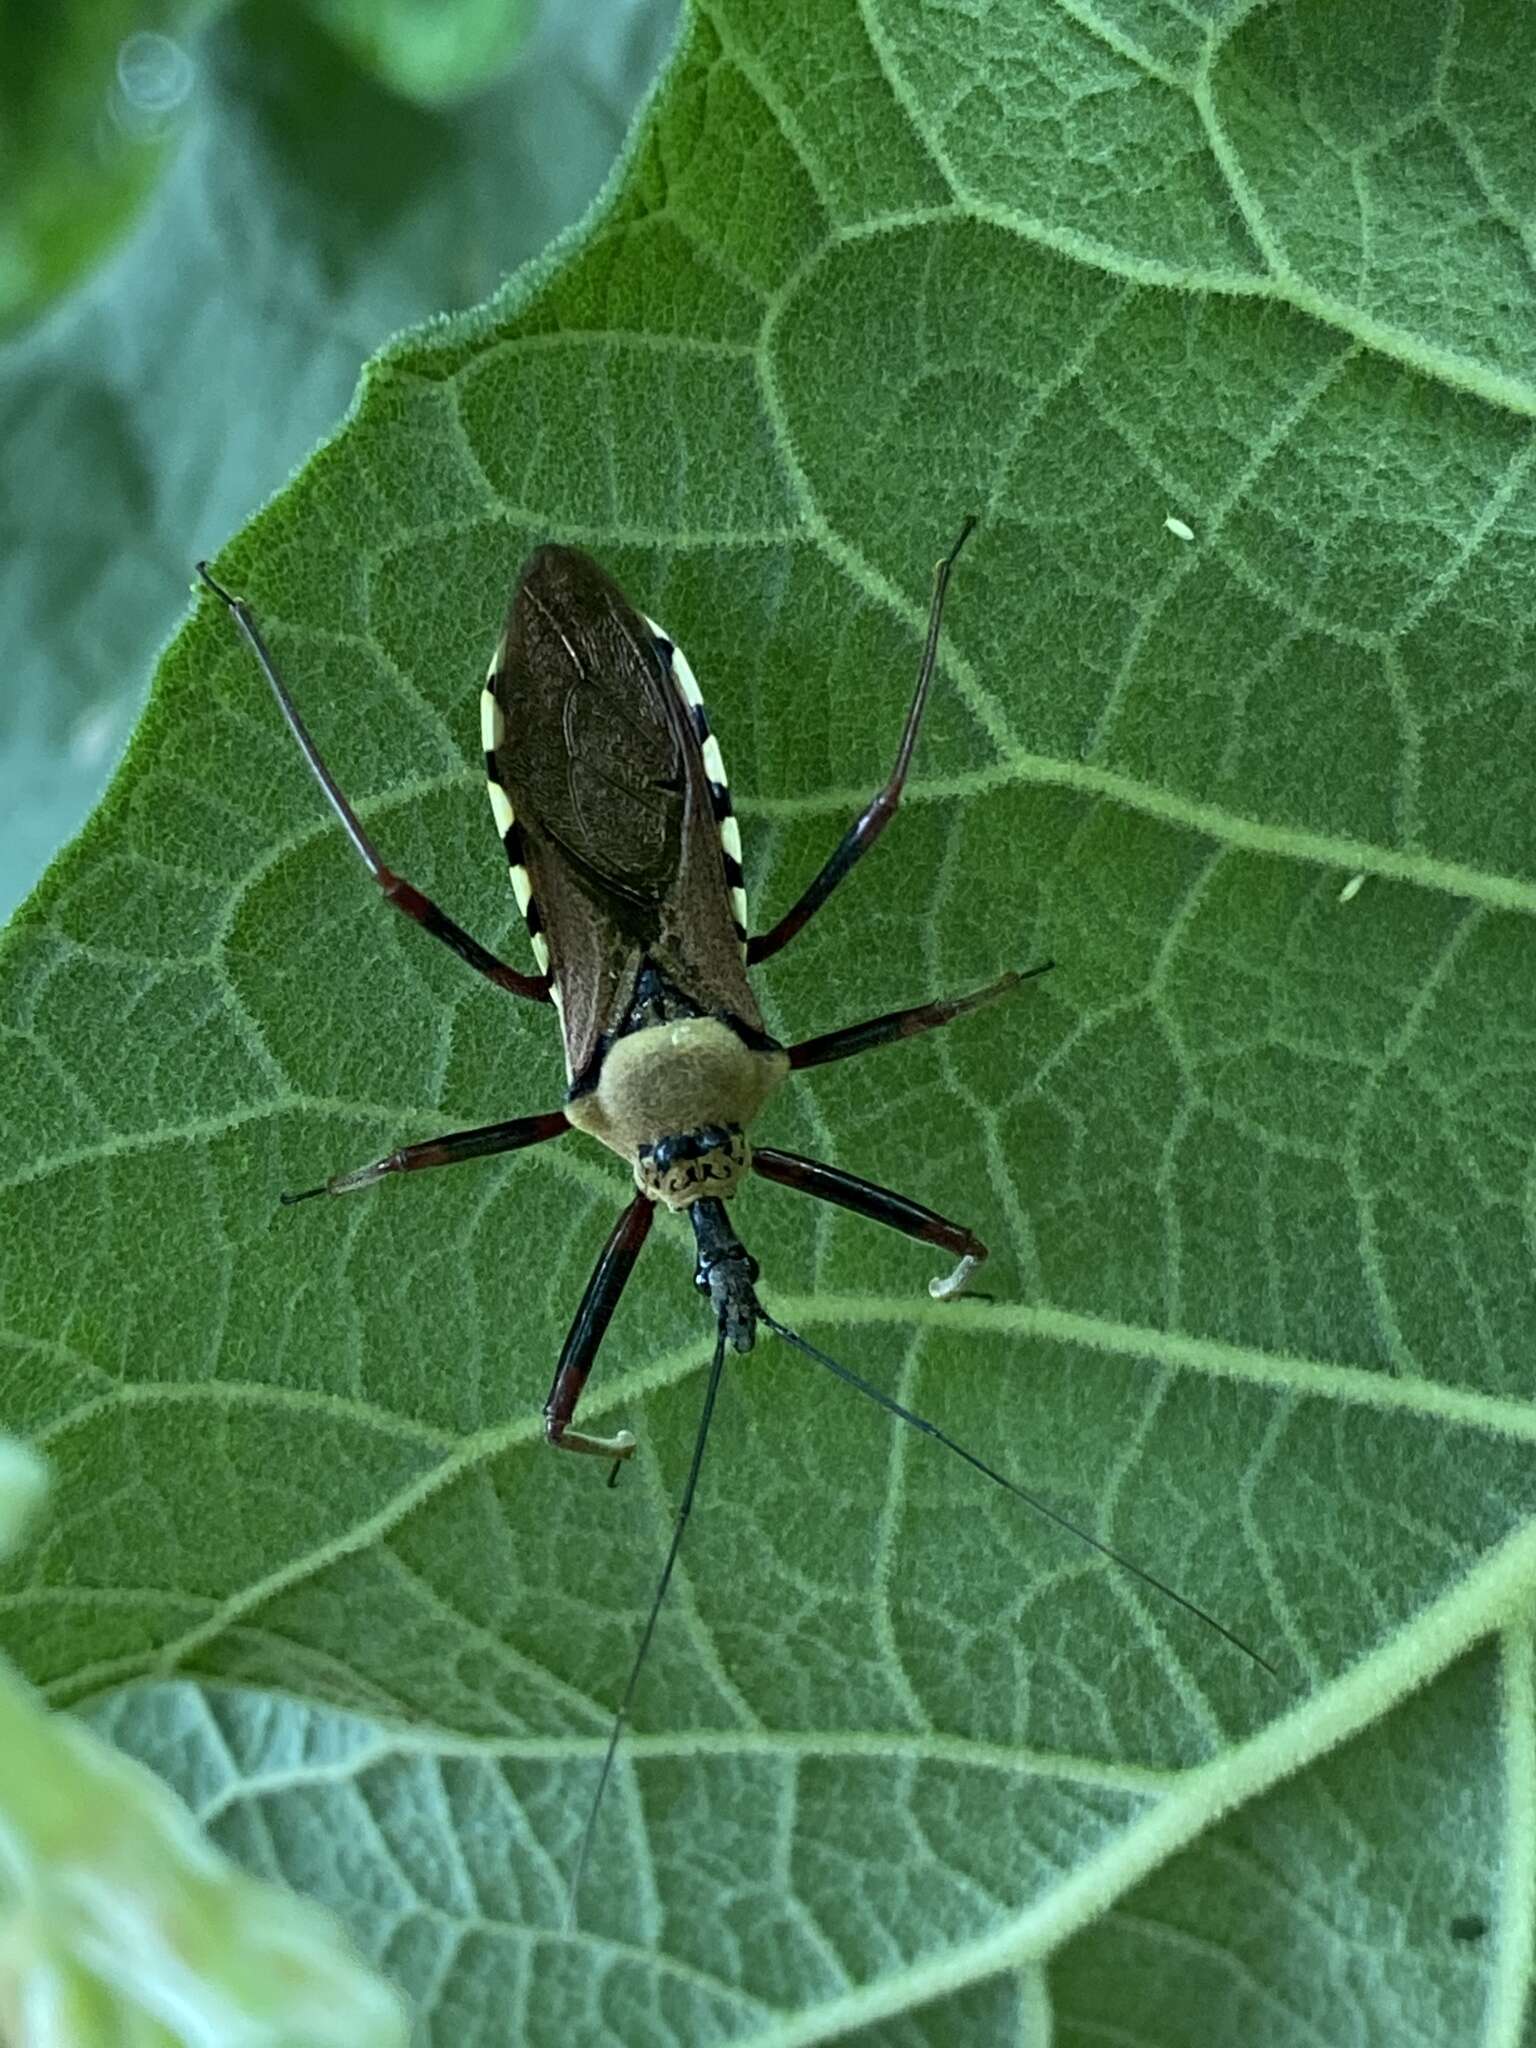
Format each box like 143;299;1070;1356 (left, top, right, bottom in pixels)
307;0;536;101
0;1439;408;2048
0;0;679;925
0;1;216;333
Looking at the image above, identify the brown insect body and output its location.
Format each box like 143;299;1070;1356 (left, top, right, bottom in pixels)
484;545;781;1209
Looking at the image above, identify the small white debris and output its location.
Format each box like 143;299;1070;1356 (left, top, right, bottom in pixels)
1338;873;1366;903
1164;515;1195;543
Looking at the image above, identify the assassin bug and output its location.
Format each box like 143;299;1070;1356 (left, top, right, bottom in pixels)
198;524;1269;1908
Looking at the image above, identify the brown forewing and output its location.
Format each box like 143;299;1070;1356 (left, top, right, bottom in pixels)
489;545;764;1083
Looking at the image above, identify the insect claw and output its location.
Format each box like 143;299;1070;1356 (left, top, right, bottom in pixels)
929;1253;981;1302
550;1426;639;1462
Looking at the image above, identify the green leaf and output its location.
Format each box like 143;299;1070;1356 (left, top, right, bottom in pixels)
8;0;1536;2041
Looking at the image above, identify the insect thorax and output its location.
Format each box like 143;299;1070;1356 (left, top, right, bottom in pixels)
563;1017;789;1210
638;1124;751;1206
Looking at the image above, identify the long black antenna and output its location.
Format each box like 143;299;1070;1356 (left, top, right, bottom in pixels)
567;1319;732;1925
760;1311;1277;1678
197;563;379;873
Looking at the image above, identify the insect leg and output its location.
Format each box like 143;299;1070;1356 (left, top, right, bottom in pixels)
282;1109;570;1204
747;518;975;966
197;564;550;1004
787;961;1052;1072
753;1146;986;1299
544;1191;656;1462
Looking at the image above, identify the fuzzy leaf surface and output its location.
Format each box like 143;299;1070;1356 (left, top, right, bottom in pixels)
8;1;1536;2040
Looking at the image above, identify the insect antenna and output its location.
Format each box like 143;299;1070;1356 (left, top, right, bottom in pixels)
759;1311;1278;1679
567;1317;732;1926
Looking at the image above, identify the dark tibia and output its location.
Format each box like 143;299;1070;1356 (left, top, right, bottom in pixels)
787;963;1051;1073
752;1147;985;1300
196;563;549;1004
377;872;552;1002
747;517;976;966
543;1192;655;1461
282;1109;570;1204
